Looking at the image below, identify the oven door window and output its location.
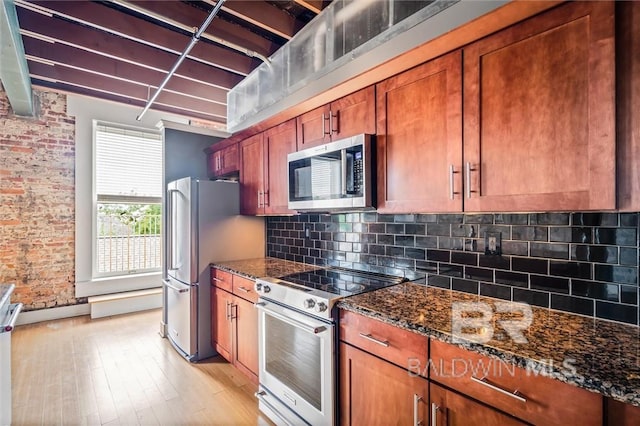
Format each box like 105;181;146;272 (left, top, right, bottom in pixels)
264;314;322;410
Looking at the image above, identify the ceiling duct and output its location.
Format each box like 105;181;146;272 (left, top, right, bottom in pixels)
227;0;507;133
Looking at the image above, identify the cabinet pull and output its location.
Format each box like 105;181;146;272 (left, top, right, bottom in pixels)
470;376;526;403
236;286;250;293
230;303;238;320
465;162;478;199
225;301;231;320
430;403;439;426
257;191;263;208
413;394;423;426
264;190;269;207
211;277;224;283
330;111;338;134
449;164;460;200
359;332;389;347
322;113;330;135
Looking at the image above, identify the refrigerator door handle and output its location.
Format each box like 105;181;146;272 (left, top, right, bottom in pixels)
163;279;190;294
167;188;180;271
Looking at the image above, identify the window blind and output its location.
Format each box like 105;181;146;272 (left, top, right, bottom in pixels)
95;124;162;200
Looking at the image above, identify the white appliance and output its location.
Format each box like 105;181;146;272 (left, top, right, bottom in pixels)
163;178;264;361
1;284;22;426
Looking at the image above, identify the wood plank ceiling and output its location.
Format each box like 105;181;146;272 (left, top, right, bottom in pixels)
13;0;330;125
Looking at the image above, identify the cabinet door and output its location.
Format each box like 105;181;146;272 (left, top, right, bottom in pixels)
296;104;331;150
232;295;259;384
219;143;238;175
430;383;525;426
239;133;265;215
211;287;232;362
329;86;375;140
264;119;297;215
377;50;462;213
340;342;427;426
463;1;615;212
207;151;220;178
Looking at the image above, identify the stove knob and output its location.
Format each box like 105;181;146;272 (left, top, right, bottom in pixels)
314;302;328;313
263;285;271;294
303;299;316;309
255;283;262;292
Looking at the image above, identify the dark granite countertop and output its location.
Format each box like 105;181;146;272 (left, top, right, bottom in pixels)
211;257;321;280
338;283;640;407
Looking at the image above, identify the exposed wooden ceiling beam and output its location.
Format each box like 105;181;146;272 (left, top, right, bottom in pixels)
19;0;254;75
16;7;244;89
293;0;326;15
203;0;303;40
125;0;280;57
22;36;228;106
27;60;227;120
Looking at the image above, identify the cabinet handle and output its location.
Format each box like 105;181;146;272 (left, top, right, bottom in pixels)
212;277;224;283
449;164;460;200
322;112;330;135
413;394;423;426
470;376;526;403
359;332;389;347
257;191;263;208
221;155;224;170
225;301;231;320
430;403;439;426
231;303;238;320
236;286;251;293
264;190;269;207
465;162;478;199
330;111;338;134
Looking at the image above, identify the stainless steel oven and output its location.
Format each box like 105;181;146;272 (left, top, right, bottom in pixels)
287;134;374;211
255;299;335;426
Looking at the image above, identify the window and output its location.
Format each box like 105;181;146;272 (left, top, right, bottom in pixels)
94;123;162;277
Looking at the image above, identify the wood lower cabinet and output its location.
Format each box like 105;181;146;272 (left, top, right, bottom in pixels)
606;398;640;426
463;1;615;211
296;86;375;150
239;119;296;215
210;268;258;383
339;342;428;426
430;383;525;426
376;50;462;213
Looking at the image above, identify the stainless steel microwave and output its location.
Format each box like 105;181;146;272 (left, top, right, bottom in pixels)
287;134;374;211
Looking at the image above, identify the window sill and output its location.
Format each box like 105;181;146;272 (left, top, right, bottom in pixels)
76;272;163;298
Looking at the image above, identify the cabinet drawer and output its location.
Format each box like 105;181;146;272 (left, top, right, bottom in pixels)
210;268;232;292
232;275;258;303
339;310;428;376
430;339;602;426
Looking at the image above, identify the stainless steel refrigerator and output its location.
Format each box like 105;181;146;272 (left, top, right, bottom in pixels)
162;177;264;361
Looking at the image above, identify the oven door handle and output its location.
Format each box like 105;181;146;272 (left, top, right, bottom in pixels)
255;302;327;335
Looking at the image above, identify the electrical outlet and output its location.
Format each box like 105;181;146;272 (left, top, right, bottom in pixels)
484;232;502;256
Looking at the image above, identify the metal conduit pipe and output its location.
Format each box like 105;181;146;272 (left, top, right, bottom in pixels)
111;0;271;67
136;0;226;121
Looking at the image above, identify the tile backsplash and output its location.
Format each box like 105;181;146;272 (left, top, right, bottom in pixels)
266;212;640;325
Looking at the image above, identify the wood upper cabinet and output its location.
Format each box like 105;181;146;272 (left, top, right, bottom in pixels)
263;119;297;214
339;342;428;426
376;50;463;213
463;1;615;212
430;382;525;426
296;86;375;150
207;141;238;178
239;120;296;215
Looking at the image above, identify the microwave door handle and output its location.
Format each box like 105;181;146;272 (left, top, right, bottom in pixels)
341;149;347;196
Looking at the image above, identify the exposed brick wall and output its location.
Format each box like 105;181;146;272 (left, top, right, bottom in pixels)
0;86;79;310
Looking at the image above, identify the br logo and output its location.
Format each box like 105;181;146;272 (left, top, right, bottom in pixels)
451;302;533;344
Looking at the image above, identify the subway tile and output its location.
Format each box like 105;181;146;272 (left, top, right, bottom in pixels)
394;258;416;269
502;241;529;256
339;223;353;232
550;294;594;316
494;214;529;225
530;275;569;294
361;234;377;244
451;252;478;266
405;224;426;235
378;234;394;245
352;243;364;253
549;261;592;279
480;282;512;300
512;226;548;242
334;214;345;223
513;288;550;308
333;232;346;242
346;253;360;263
512;257;548;274
619;248;638;266
478;225;511;239
394;214;416;223
395;235;415;247
386;223;405;234
452;278;479;294
452;225;475;238
549;227;572;243
346;213;361;222
437;214;464;224
415;260;438;273
385;246;404;257
479;255;511;270
571;227;593;244
595;301;638;325
353;223;364;233
594;265;638;285
572;280;620;302
376;214;395;222
369;244;385;255
495;271;529;287
530;243;569;259
427;223;451;236
465;267;493;282
369;223;386;233
405;248;426;260
530;213;569;225
428;274;451;289
572;213;618;226
362;212;378;222
620;285;638;305
415;236;438;248
571;245;618;264
438;237;464;251
594;228;637;247
620;213;638;227
427;249;450;262
416;214;438;223
464;214;494;224
439;264;463;278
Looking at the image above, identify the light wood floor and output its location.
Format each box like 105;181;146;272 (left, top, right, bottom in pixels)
11;309;272;426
